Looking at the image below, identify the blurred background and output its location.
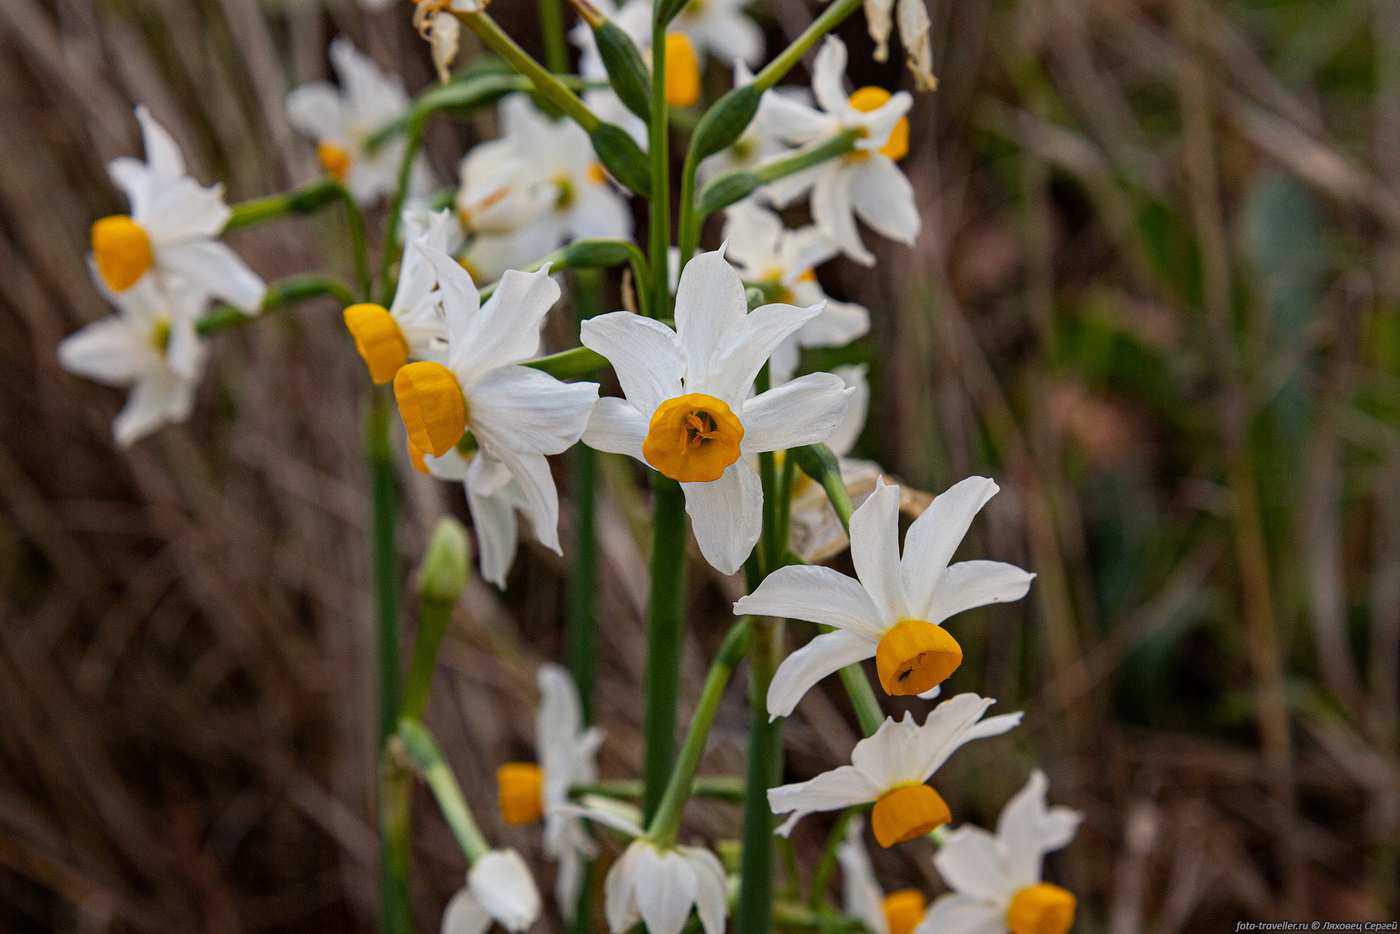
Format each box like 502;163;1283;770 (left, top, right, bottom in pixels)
2;0;1397;930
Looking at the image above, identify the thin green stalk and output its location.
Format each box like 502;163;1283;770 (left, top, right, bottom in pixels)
676;143;702;276
736;615;784;934
523;345;610;379
753;0;867;91
538;0;570;72
368;391;401;747
379;748;413;934
648;618;752;845
196;274;355;335
697;129;860;218
647;9;671;320
576;775;747;802
223;177;341;233
807;807;857;909
570;271;604;721
396;721;492;861
399;518;470;722
458;11;601;131
642;475;688;822
336;183;373;301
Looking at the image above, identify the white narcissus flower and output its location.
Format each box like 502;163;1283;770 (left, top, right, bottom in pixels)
767;694;1021;846
764;36;921;266
864;0;936;91
721;203;869;383
392;247;599;561
92;106;265;312
343;208;457;385
491;664;604;917
286;39;430;206
455;97;556;238
580;248;852;574
916;771;1082;934
441;848;541;934
839;818;929;934
59;275;207;447
736;477;1034;718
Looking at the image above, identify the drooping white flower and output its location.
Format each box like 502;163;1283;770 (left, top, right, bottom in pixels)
839;818;929;934
392;248;599;561
286;39;430;205
490;664;604;916
763;37;921;265
441;849;542;934
916;771;1082;934
863;0;936;91
736;477;1034;718
343;209;457;385
721;203;869;383
59;274;207;447
92;106;265;312
580;248;852;574
767;694;1021;845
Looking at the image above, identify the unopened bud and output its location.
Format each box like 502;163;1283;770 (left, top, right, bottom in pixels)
418;517;471;603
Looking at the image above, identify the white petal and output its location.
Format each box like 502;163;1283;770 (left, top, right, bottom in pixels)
769;763;882;835
962;711;1022;743
766;628;876;720
848;479;909;623
114;372;188;447
474;448;562;553
672;249;749;392
467;365;598;456
757;92;832;146
605;842;645;933
850;156;921;245
737;565;884;637
461;265;559;373
837;819;889;934
159;240;265;312
635;848;698;934
465;475;520;588
679;847;729;934
58;317;148;385
285;82;348;143
583;397;649;460
812;37;850;115
905;693;1000;782
417;243;482;354
934;826;1014;902
706;300;823;405
997;770;1082;888
441;886;491;934
741;372;851;453
468;849;541;931
824;364;869;457
812;164;873;266
140;176;230;244
900;477;999;619
926;560;1034;625
912;894;1006;934
580;312;683;414
134;105;186;181
681;458;763;576
567;181;634;241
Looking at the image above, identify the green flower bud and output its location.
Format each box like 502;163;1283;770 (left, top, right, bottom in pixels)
593;21;652;123
589;123;651;197
417;517;471;604
698;169;761;215
689;85;761;161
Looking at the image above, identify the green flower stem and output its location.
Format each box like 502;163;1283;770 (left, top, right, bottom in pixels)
379;747;414;934
646;10;671;320
806;806;857;909
458;11;602;132
736;615;784;934
752;0;867;91
196;274;355;335
377;113;427;305
478;238;650;308
574;775;748;803
396;720;491;861
570;271;604;721
772;901;866;933
399;519;470;723
839;665;885;736
648;618;752;846
223;178;341;233
368;390;401;747
641;475;688;823
522;345;609;379
697;129;860;217
334;182;373;301
538;0;570;72
676;143;702;279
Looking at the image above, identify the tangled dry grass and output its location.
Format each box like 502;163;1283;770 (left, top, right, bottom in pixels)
1;0;1397;931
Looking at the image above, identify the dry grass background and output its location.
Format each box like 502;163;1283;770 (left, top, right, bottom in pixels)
1;0;1398;931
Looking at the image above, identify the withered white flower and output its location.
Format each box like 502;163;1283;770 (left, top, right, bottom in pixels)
441;848;541;934
580;248;851;574
721;203;869;383
917;771;1082;934
490;664;603;916
839;818;929;934
59;274;207;447
864;0;937;91
392;248;599;563
767;693;1021;846
92;106;265;312
764;37;921;265
286;39;430;205
736;477;1033;718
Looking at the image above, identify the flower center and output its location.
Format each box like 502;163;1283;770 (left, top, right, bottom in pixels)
554;174;577;211
642;393;745;483
343;303;410;385
882;889;928;934
91;215;153;292
665;32;701;108
846;86;909;161
317;140;352;181
150;317;171;354
874;619;962;696
1007;883;1076;934
587;162;608;185
393;360;469;457
870;783;951;848
496;762;545;825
